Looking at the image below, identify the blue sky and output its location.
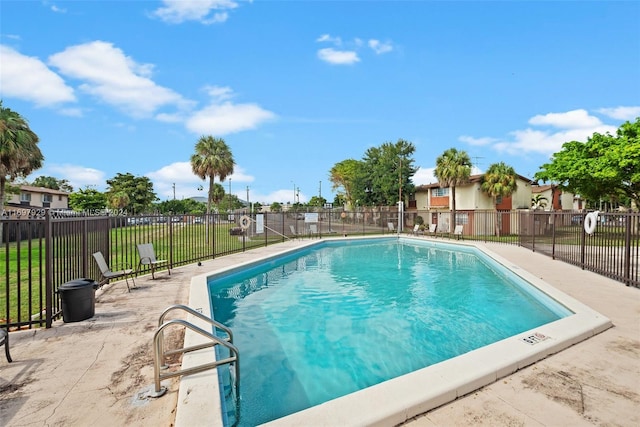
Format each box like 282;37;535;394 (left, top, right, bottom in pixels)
1;0;639;206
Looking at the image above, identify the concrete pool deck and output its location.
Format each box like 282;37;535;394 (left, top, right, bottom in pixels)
1;239;639;426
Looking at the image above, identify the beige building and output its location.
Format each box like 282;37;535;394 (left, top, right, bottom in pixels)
531;184;580;211
411;174;534;234
4;185;69;213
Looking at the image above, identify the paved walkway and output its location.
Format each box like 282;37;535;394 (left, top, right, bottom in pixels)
0;241;638;427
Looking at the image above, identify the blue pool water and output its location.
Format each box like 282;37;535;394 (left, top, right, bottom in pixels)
208;238;571;426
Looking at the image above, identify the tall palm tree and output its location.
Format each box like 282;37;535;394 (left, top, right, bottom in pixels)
190;136;235;215
434;148;472;231
481;162;518;236
0;101;44;212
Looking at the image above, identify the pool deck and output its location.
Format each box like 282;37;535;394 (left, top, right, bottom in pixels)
1;238;639;427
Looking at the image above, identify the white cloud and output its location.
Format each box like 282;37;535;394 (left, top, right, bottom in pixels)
597;106;640;121
412;167;437;185
461;109;620;157
529;109;602;129
186;98;276;135
48;41;189;118
204;85;235;101
45;164;106;190
317;48;360;65
0;45;76;106
152;0;237;24
458;135;498;146
368;39;393;54
316;34;392;64
51;4;67;13
316;34;342;45
495;125;617;155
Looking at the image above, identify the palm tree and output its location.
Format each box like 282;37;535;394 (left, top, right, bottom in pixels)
190;136;235;215
0;102;44;213
481;162;518;236
531;194;548;211
434;148;472;232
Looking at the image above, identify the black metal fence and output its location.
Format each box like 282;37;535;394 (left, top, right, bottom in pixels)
1;208;638;331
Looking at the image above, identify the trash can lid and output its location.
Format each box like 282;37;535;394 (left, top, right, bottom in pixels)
59;278;97;289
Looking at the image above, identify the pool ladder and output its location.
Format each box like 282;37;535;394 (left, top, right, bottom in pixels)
149;304;240;405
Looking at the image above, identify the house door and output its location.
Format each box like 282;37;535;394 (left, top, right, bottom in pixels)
431;212;438;226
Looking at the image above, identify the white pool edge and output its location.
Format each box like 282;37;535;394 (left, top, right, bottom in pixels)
174;237;612;427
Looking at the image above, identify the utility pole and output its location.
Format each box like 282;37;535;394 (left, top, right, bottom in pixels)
172;183;176;200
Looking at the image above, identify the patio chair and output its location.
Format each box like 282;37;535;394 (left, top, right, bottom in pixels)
1;328;12;362
308;223;319;238
92;251;136;292
137;243;171;279
388;222;396;233
411;224;424;236
426;224;437;237
289;225;301;239
453;225;464;240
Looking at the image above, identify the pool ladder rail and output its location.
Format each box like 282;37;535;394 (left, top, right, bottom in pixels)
149;304;240;404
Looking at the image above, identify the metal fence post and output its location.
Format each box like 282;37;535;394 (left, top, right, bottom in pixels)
44;210;53;328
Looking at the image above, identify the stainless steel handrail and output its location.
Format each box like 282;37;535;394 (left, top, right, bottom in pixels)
149;306;239;408
156;304;233;367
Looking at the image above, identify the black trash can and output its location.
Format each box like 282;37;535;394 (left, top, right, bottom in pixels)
59;278;98;323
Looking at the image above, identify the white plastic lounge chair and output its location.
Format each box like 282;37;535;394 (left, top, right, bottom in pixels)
308;223;319;238
427;224;437;237
92;251;136;292
453;225;464;240
411;224;424;236
388;222;396;233
137;243;170;279
289;225;301;239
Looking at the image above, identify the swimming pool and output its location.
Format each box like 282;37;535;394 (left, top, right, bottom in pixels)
176;237;612;427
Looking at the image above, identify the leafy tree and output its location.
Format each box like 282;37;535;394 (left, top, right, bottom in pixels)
32;175;73;192
69;187;107;211
191;136;235;215
531;194;548;211
329;159;365;209
270;202;282;212
434;148;472;227
329;140;417;208
535;118;640;210
155;198;205;215
362;139;417;206
105;173;157;214
308;196;327;208
481;162;518;236
221;193;243;211
0;101;44;210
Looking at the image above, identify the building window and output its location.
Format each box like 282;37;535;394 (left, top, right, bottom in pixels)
433;187;449;197
42;194;53;203
20;193;32;202
455;212;469;225
496;196;503;205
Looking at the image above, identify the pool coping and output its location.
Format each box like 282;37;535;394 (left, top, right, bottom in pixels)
174;236;612;427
